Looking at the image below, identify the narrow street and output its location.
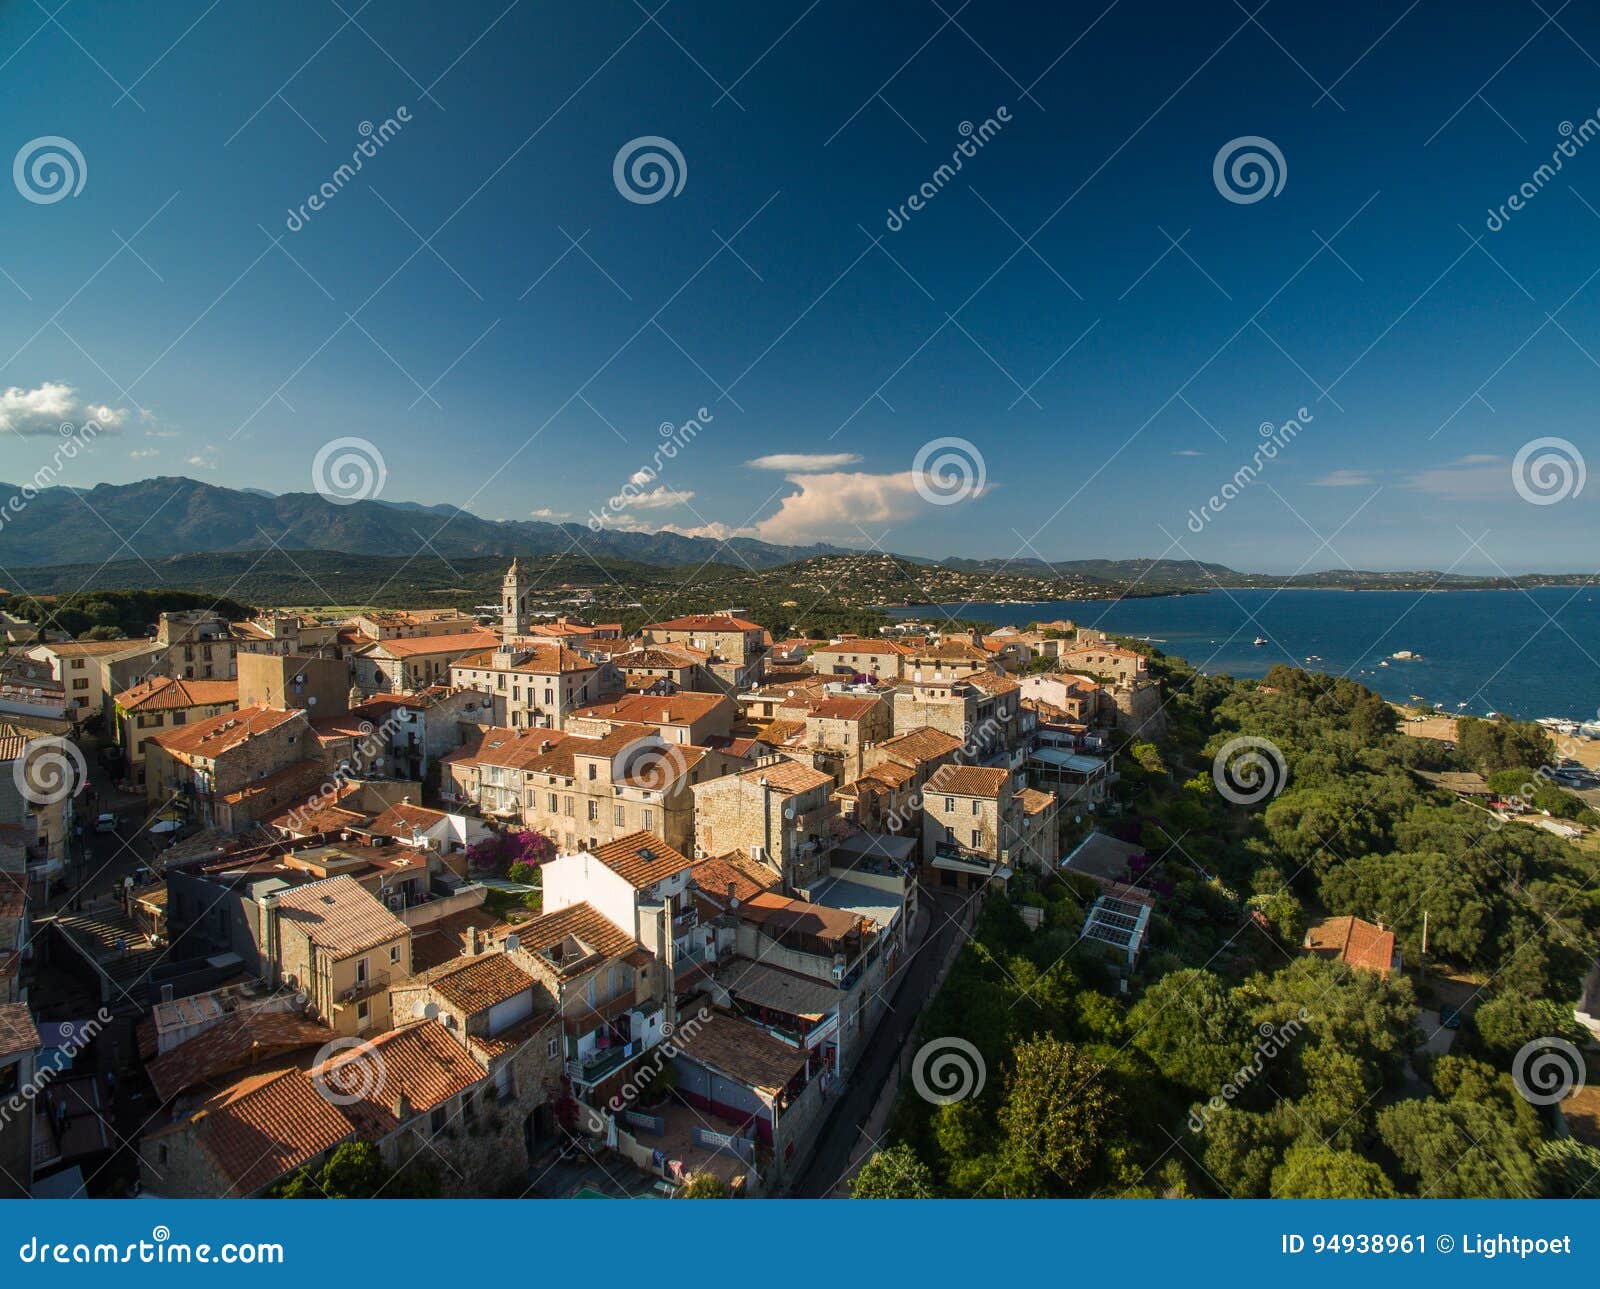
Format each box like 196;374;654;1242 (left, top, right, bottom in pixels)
789;888;969;1197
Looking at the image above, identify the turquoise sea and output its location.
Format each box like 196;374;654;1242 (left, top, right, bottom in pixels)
887;587;1600;722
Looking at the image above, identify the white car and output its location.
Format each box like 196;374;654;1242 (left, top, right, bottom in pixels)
94;812;118;834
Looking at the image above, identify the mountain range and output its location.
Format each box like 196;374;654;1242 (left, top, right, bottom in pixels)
0;476;848;570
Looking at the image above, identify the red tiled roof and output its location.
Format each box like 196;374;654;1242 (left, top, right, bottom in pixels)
589;831;694;887
146;1012;336;1103
424;953;536;1014
925;764;1010;798
647;614;762;631
196;1066;352;1196
313;1020;484;1138
1306;916;1396;976
272;874;410;958
362;631;499;659
114;676;238;712
148;705;302;758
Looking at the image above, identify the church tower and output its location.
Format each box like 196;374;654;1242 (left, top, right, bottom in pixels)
501;558;531;643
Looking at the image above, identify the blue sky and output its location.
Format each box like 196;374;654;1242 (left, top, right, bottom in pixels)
1;0;1598;572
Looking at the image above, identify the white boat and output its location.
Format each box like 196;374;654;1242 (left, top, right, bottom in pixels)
1252;636;1267;646
1391;650;1415;660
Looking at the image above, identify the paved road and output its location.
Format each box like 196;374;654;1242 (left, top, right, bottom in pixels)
789;887;969;1197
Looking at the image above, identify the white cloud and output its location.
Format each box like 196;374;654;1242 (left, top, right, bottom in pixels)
752;470;931;543
145;429;178;439
187;446;220;471
129;449;160;460
746;452;863;471
618;486;694;510
1405;454;1506;498
1171;449;1203;458
0;381;132;435
528;507;569;520
1310;469;1375;487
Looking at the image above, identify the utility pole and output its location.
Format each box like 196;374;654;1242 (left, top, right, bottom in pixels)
1420;908;1429;980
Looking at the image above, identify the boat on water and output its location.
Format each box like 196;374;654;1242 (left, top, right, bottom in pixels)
1252;636;1267;646
1391;650;1416;660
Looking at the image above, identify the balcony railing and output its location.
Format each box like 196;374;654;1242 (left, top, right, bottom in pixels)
566;1040;637;1085
336;969;389;1004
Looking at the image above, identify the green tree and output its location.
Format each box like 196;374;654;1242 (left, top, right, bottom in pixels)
1473;994;1586;1064
851;1144;938;1198
1536;1139;1600;1198
996;1035;1115;1195
1270;1142;1398;1198
1128;970;1254;1095
1376;1099;1538;1198
681;1173;730;1198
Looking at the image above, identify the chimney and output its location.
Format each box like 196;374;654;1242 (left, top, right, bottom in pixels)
390;1090;411;1122
466;926;480;956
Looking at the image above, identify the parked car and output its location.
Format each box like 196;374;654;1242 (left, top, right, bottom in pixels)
94;812;118;834
1439;1007;1463;1030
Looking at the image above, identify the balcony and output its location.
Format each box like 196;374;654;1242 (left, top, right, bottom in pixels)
336;969;389;1004
566;1040;637;1085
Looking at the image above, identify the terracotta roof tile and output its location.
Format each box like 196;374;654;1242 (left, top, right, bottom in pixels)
925;764;1011;798
588;830;694;887
272;874;410;958
424;953;536;1014
197;1066;352;1195
313;1020;484;1138
114;677;238;712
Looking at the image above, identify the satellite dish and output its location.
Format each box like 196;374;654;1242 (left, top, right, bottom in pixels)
306;695;317;706
783;805;796;820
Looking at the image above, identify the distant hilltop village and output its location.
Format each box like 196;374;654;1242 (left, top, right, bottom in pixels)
0;561;1165;1199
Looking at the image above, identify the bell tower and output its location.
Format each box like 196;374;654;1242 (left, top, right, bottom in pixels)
501;558;531;643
